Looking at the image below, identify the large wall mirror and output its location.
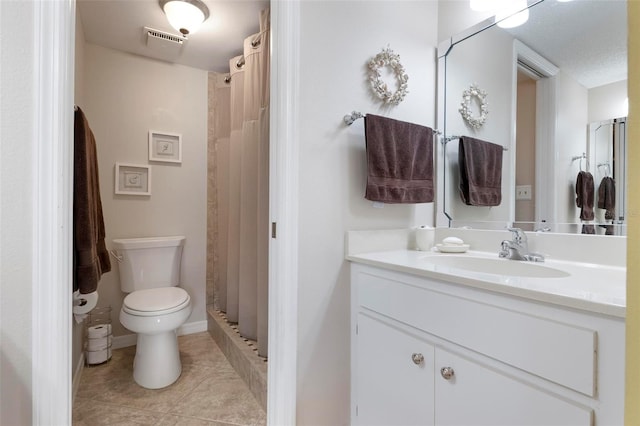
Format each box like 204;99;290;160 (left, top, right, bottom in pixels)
436;0;627;235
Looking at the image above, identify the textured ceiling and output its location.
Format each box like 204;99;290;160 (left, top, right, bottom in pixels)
78;0;627;88
506;0;627;89
77;0;269;73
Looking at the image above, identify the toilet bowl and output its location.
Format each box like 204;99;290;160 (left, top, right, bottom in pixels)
112;236;191;389
120;287;192;389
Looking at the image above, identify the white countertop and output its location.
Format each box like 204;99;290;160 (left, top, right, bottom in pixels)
347;249;626;318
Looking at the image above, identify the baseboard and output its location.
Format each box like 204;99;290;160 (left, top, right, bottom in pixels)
72;352;85;403
112;334;137;350
111;320;209;350
178;320;208;335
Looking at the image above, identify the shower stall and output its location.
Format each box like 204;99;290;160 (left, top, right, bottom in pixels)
206;8;270;407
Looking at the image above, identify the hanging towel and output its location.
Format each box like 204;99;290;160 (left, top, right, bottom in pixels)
597;176;616;220
458;136;503;206
364;114;434;203
74;107;111;294
575;171;595;221
581;224;596;234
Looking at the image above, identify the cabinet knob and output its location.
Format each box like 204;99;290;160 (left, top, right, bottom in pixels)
440;366;455;380
411;353;424;365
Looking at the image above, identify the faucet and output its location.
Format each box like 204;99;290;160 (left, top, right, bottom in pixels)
499;228;545;262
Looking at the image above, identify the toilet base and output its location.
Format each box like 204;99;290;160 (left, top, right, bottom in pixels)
133;331;182;389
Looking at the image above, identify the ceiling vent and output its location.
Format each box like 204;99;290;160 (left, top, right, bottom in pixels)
144;27;186;54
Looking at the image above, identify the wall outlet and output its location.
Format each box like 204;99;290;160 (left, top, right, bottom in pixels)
516;185;532;200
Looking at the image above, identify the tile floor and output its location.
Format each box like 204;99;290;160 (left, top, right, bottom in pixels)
73;332;266;426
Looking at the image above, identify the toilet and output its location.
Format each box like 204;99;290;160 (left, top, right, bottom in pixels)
112;236;192;389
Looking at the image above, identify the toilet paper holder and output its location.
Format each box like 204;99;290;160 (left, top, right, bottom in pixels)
85;306;113;366
73;290;99;315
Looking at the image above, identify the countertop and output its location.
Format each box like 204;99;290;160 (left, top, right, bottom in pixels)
347;249;626;318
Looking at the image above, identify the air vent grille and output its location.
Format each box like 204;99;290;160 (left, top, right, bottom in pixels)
144;27;186;46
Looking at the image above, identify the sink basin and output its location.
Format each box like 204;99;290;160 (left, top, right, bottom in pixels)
425;256;570;278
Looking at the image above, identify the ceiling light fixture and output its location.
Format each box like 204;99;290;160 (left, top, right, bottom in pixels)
159;0;210;36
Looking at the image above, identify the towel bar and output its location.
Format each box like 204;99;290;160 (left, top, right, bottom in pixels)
343;111;442;136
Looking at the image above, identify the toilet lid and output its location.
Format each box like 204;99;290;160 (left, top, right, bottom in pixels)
123;287;190;316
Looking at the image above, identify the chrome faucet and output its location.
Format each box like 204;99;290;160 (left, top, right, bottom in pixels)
499;228;545;262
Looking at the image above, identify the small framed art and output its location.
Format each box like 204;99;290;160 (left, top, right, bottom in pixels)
149;131;182;163
115;163;151;196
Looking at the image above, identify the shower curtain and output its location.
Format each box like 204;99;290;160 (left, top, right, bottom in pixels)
217;9;270;357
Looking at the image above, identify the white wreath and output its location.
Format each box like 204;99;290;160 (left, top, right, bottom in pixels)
367;47;409;105
459;83;489;129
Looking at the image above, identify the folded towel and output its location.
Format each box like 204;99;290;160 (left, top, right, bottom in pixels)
575;171;595;221
364;114;434;203
458;136;503;206
74;107;111;294
597;176;616;220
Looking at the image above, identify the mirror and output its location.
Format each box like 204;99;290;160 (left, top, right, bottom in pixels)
437;0;628;234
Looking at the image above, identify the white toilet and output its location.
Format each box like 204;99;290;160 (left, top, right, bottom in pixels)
112;236;192;389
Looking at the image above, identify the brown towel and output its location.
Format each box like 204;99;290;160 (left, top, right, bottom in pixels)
458;136;503;206
364;114;434;203
575;171;595;221
74;107;111;294
597;176;615;220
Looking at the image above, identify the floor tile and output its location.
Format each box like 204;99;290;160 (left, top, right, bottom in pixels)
73;332;265;425
169;374;266;426
73;397;163;426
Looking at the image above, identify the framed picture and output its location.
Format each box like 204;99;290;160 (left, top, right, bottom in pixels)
115;163;151;196
149;131;182;163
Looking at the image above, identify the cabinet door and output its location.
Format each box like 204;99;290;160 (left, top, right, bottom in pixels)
435;348;593;426
355;313;435;426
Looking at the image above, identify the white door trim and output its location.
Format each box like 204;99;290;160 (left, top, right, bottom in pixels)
32;0;75;424
267;1;299;424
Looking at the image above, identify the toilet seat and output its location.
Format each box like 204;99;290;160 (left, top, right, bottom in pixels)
123;287;190;317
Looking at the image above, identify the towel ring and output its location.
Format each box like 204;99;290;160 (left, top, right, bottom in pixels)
572;153;588;171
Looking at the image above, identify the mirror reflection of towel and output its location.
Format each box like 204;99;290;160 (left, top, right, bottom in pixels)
575;171;595;221
458;136;503;207
364;114;434;204
597;176;616;220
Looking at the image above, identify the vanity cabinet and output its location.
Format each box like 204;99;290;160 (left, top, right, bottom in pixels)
351;264;624;425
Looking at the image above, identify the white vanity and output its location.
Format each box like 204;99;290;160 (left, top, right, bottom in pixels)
348;229;625;425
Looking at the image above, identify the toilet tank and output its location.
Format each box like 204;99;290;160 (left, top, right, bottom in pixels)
112;236;185;293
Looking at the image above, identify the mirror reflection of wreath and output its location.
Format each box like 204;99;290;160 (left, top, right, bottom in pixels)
459;84;488;129
367;47;409;105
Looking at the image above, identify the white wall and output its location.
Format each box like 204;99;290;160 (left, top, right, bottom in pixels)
297;1;438;424
588;79;628;123
0;1;35;424
79;44;208;338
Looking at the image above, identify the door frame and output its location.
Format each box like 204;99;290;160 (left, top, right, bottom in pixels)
32;0;75;423
36;0;300;424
